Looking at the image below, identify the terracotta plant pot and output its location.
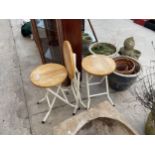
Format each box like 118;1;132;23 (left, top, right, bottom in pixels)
108;56;141;91
115;57;136;74
89;42;117;57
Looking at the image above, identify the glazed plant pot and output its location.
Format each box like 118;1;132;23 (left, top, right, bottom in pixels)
89;42;117;57
144;20;155;31
108;56;141;91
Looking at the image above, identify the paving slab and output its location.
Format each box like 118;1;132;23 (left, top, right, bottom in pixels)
0;20;30;134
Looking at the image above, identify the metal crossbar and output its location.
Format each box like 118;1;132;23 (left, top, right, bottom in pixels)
88;77;105;86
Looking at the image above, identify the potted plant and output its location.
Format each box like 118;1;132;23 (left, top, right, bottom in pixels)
89;42;117;57
82;32;93;56
108;56;141;91
132;66;155;134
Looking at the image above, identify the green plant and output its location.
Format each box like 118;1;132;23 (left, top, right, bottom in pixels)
91;43;116;55
82;33;93;44
132;66;155;134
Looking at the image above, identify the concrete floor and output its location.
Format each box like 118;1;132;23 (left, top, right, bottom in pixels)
0;19;155;134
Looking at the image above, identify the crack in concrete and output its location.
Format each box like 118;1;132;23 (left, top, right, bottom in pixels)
9;20;32;134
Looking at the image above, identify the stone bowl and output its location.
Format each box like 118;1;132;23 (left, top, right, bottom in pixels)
52;101;137;135
76;117;135;135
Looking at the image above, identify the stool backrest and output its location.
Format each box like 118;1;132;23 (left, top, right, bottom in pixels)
63;40;75;80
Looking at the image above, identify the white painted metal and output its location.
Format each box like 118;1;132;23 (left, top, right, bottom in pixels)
38;92;48;103
73;72;86;109
42;86;61;123
41;81;80;123
71;85;79;114
38;53;86;123
46;93;51;108
86;72;91;109
60;87;69;102
105;76;115;106
90;92;107;98
85;72;115;109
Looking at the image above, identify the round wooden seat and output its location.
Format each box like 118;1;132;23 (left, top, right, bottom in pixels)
30;63;67;88
82;54;116;76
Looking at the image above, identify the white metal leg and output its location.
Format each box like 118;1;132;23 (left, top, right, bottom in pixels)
85;72;115;109
46;93;51;108
60;87;69;102
105;76;115;106
47;87;75;108
86;72;91;109
71;85;79;114
40;82;84;123
42;86;61;123
76;88;86;109
61;86;79;115
38;92;48;104
72;72;86;109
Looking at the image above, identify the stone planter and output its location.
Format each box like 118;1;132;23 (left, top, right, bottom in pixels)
108;56;141;91
89;42;117;57
52;101;137;135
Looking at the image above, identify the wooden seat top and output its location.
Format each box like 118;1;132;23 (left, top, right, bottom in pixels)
82;54;116;76
30;63;67;88
63;41;75;80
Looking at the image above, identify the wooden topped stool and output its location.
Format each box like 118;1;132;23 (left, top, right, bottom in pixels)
30;41;85;123
82;54;116;109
